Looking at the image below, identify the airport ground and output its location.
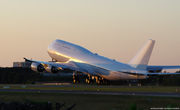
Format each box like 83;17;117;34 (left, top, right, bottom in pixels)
0;84;180;110
1;84;180;93
1;68;180;109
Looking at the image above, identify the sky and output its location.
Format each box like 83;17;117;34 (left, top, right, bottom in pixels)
0;0;180;68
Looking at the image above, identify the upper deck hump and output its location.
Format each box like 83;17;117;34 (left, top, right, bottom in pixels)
55;39;93;54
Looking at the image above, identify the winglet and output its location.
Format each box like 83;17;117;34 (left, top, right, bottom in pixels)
128;39;155;70
24;57;33;62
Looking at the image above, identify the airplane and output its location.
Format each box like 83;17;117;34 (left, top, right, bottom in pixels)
24;39;180;84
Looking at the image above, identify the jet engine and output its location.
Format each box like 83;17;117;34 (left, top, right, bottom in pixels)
31;62;45;73
45;65;59;73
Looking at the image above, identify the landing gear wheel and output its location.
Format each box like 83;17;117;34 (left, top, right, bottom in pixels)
73;79;76;83
73;73;80;83
76;79;79;83
90;80;94;84
86;77;94;84
97;80;101;85
87;80;90;84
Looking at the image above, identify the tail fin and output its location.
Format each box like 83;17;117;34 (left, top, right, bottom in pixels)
128;39;155;70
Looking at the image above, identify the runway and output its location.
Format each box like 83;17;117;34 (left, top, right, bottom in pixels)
1;89;180;97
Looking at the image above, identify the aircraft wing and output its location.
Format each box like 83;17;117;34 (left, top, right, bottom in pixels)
24;58;88;73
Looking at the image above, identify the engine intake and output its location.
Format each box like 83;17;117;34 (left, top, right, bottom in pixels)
31;62;45;73
45;65;59;73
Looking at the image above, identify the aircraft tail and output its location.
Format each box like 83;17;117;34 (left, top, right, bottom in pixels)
128;39;155;70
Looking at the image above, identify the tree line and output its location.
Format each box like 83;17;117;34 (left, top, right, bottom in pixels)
0;67;180;86
138;74;180;86
0;67;72;84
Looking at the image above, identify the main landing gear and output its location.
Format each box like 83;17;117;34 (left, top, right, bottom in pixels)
96;77;109;85
86;75;109;85
72;72;109;85
73;71;80;83
86;75;94;84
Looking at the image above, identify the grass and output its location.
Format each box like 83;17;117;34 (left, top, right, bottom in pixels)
1;84;180;92
0;92;180;110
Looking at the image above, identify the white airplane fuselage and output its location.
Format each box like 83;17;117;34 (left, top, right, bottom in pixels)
47;39;148;80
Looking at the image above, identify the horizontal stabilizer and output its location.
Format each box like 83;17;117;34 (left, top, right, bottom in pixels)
147;65;180;71
148;73;180;75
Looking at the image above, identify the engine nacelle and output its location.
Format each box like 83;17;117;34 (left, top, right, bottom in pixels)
31;62;45;73
45;65;59;73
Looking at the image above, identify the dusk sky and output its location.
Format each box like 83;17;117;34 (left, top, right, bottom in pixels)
0;0;180;68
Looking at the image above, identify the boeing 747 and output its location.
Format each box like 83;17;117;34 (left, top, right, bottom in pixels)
24;39;180;84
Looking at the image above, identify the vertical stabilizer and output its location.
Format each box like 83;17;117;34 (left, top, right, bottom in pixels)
128;39;155;70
